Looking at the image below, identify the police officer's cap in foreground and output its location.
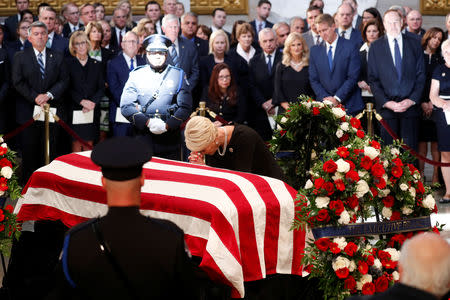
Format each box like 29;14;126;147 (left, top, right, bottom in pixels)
91;137;152;181
143;34;173;52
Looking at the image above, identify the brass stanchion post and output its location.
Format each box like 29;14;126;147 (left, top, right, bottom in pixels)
199;101;206;117
366;102;374;137
43;104;50;165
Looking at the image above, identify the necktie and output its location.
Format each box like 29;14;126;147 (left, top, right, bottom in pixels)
170;45;179;67
130;58;134;71
328;45;333;70
316;35;320;45
341;30;346;38
37;52;45;79
119;30;123;47
258;22;262;33
267;54;272;74
394;38;402;81
46;37;51;48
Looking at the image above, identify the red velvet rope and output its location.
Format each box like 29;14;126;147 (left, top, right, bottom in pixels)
56;119;93;150
378;119;450;167
2;118;35;141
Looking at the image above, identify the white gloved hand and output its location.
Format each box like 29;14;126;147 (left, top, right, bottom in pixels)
147;118;167;134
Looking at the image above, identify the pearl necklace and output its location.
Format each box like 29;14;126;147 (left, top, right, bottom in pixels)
216;127;228;156
290;60;302;68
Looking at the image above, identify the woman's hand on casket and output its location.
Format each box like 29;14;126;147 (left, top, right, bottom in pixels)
188;151;205;165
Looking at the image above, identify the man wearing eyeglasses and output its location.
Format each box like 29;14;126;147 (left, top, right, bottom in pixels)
61;3;83;38
79;3;96;27
107;32;146;137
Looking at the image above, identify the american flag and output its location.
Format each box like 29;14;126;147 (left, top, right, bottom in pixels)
14;151;305;298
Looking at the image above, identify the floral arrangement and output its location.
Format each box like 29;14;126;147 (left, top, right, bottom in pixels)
270;97;366;189
270;98;442;299
0;135;22;255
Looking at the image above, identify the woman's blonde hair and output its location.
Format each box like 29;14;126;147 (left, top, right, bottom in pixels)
282;32;309;67
208;29;230;54
185;116;218;152
133;17;154;37
69;31;92;57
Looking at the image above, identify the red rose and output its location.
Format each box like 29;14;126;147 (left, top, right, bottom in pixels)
0;214;4;222
312;107;320;115
350;117;361;129
337;146;350;158
346;159;356;170
360;156;373;170
384;260;398;269
4;205;13;214
0;178;8;191
382;195;395;208
374;177;386;189
314;238;330;251
280;130;286;136
392;157;403;166
323;182;335;196
317;209;330;223
304;264;313;273
370;140;381;149
375;276;389;293
371;163;385;178
370;187;378;198
0;147;7;156
335;267;349;279
335;179;346;191
346;195;359;209
329;242;341;254
356;130;365;138
0;158;12;168
345;170;360;182
417;181;425;194
344;275;356;290
390;211;401;221
362;282;376;295
323;160;338;173
314;178;325;189
358;261;369;274
391;165;403;178
391;234;406;245
344;242;358;256
340;133;349;142
329;200;345;216
377;250;391;264
366;255;375;266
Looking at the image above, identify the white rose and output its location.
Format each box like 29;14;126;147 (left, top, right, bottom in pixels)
332;173;344;181
317;102;325;108
305;101;312;108
336;129;344;138
383;160;389;168
304;179;313;189
383;173;388;182
333;237;348;250
311;150;317;159
381;189;391;197
0;190;4;197
276;124;282;131
391;148;400;156
401;206;413;215
315;196;330;208
332;256;350;271
414;172;420;180
332;107;346;118
349;260;356;272
409;187;416;198
338;210;350;225
280;117;288;124
357;274;373;290
365;244;372;251
323;99;333;106
340;122;349;131
336;158;350;173
0;166;13;179
373;258;382;269
0;137;3;143
358;170;368;178
384;248;400;261
423;194;435;209
392;271;400;281
364;146;379;160
400;183;408;191
356;180;370;198
382;207;392;219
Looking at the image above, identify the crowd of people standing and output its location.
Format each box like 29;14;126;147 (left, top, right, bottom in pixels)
1;0;450;203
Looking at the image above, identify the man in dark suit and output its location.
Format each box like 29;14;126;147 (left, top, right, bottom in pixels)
163;14;199;92
405;10;425;39
249;0;273;45
145;1;164;34
336;3;363;47
61;3;83;38
180;12;208;57
368;9;425;151
0;48;9;134
302;5;324;49
12;21;68;184
210;8;231;41
109;8;132;52
37;6;68;54
107;32;146;137
248;28;280;141
47;136;199;299
348;233;450;300
309;14;363;116
79;3;96;27
4;0;30;42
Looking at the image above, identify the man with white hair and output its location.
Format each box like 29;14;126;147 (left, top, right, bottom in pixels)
336;3;363;47
349;233;450;299
406;10;425;38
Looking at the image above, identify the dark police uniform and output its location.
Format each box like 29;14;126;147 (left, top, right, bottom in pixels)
47;137;199;300
120;35;192;160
